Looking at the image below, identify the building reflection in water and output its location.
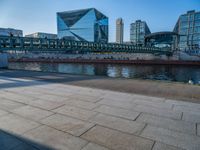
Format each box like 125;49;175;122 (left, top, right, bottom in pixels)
8;62;200;84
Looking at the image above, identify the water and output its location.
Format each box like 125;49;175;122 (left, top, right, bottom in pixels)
8;62;200;84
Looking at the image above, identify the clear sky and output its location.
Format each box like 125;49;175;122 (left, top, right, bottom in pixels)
0;0;199;42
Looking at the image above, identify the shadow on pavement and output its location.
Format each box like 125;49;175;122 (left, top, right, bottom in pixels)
0;69;102;90
0;129;54;150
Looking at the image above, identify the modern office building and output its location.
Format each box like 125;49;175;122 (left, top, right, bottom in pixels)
145;32;178;50
25;32;57;39
57;8;108;43
116;18;124;44
0;28;23;37
130;20;151;46
174;10;200;51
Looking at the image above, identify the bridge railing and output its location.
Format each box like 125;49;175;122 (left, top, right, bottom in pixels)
0;36;172;55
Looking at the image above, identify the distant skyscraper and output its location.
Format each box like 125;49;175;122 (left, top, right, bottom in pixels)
174;10;200;51
57;8;108;43
116;18;124;44
130;20;151;46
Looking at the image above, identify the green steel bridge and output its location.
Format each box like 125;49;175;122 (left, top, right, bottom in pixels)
0;36;172;56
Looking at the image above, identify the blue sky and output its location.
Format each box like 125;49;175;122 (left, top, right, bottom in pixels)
0;0;199;42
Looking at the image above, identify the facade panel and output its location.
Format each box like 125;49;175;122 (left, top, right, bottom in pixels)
174;10;200;52
116;18;124;44
130;20;151;46
57;8;108;43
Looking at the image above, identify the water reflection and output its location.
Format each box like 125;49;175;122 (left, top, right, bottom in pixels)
8;62;200;84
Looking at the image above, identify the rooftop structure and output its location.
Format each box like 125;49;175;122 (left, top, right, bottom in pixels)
25;32;57;39
116;18;124;44
0;28;23;37
57;8;108;43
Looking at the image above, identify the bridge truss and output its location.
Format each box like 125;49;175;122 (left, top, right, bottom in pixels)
0;36;172;56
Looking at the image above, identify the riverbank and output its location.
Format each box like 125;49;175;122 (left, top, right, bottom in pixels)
9;58;200;66
1;72;200;150
1;69;200;103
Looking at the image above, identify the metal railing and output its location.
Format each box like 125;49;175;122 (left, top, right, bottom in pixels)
0;36;172;55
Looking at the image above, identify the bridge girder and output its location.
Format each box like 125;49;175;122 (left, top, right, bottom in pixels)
0;36;172;56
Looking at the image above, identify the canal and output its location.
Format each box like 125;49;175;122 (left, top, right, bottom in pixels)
8;62;200;84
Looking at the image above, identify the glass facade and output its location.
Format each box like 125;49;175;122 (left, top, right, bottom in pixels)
57;8;108;43
130;20;151;46
174;10;200;51
145;32;178;50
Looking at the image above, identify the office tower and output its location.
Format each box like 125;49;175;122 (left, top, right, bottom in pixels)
116;18;124;44
130;20;151;46
174;10;200;52
57;8;108;43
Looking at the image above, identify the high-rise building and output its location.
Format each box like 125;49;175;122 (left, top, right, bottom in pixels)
130;20;151;46
57;8;108;43
25;32;57;39
116;18;124;44
174;10;200;51
0;28;23;37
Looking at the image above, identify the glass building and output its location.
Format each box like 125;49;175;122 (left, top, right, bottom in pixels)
145;32;178;50
174;10;200;51
130;20;151;46
57;8;108;43
116;18;124;44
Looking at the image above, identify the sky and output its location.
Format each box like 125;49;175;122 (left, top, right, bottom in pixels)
0;0;199;42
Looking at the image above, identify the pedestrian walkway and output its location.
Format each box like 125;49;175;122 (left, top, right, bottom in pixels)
0;75;200;150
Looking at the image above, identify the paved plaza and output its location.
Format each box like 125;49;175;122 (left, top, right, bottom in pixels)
0;73;200;150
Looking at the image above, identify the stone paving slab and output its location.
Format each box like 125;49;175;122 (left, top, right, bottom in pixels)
81;125;154;150
81;142;110;150
68;94;102;103
132;99;173;109
23;125;88;150
90;113;145;135
136;113;196;135
197;124;200;136
152;142;185;150
41;113;95;136
0;98;25;111
133;105;182;120
0;109;9;117
182;112;200;123
0;114;40;135
97;98;138;110
173;105;200;114
0;91;37;104
36;94;70;103
140;125;200;150
11;105;54;122
64;99;100;110
53;105;98;121
28;99;65;111
1;75;200;150
94;105;140;120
